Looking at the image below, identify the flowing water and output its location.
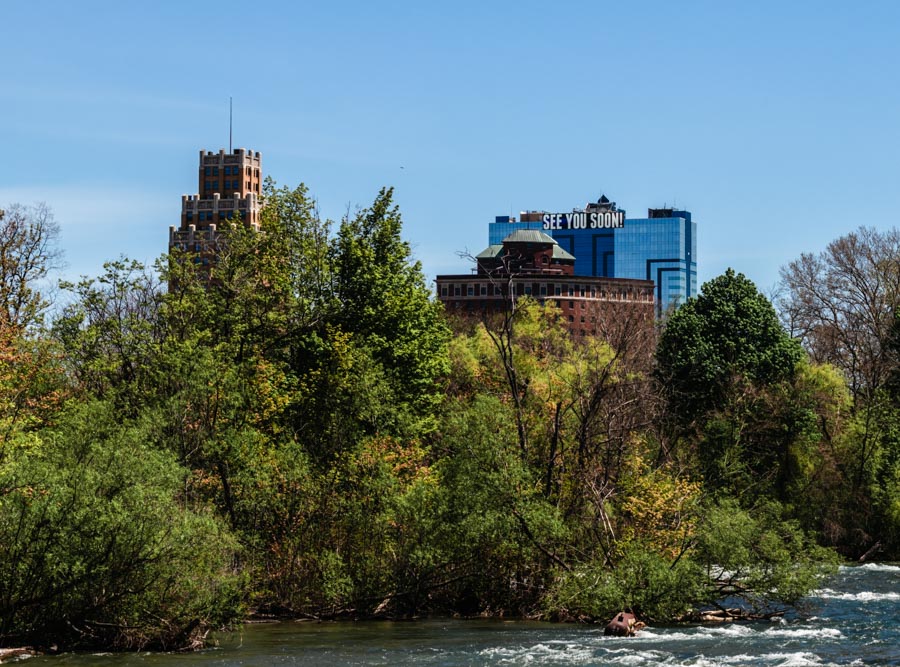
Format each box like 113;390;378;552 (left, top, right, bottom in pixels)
21;563;900;666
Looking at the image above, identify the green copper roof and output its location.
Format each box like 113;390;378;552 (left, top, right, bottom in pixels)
502;230;558;245
552;245;576;261
475;244;504;259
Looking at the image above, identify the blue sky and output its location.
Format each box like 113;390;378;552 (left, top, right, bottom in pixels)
3;1;899;296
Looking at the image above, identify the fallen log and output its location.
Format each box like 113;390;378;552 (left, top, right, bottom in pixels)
0;648;36;663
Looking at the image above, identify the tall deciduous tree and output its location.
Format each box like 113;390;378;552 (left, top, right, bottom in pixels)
0;203;62;330
657;268;804;430
778;227;900;404
331;188;450;421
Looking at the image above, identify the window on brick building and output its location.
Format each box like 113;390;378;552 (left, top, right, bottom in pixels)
467;286;474;296
440;286;448;297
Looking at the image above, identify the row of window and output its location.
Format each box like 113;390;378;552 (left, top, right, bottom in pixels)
203;181;261;193
204;166;260;177
439;282;647;300
449;303;601;337
185;211;239;222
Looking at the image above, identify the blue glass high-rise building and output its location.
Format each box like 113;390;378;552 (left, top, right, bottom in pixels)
488;198;696;314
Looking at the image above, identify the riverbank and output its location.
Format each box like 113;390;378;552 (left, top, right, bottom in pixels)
13;564;898;666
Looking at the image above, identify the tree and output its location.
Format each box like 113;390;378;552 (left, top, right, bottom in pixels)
778;227;900;404
0;401;243;650
331;188;450;424
54;258;163;411
779;229;900;556
0;203;62;330
657;268;804;431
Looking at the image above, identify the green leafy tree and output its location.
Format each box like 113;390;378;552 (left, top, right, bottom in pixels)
0;401;243;650
53;259;163;412
657;268;804;429
331;188;450;424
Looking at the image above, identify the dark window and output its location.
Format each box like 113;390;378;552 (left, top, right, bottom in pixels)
440;286;448;297
205;167;211;176
467;286;475;296
213;167;219;175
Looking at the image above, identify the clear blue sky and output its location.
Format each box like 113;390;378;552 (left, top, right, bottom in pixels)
3;1;899;296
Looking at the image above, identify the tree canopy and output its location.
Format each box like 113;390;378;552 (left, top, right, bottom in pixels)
657;268;804;428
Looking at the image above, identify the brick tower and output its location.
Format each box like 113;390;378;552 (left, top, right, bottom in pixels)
168;148;263;275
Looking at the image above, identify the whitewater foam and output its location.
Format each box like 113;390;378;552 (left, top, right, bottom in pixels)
814;588;900;601
761;627;843;640
840;563;900;573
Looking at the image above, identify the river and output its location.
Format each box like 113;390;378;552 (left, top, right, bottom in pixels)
21;563;899;666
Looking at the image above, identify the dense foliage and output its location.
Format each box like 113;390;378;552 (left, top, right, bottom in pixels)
1;198;895;651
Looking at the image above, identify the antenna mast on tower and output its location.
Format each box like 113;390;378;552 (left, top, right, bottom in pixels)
229;97;233;152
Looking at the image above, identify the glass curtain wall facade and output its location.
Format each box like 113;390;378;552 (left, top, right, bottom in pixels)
614;211;696;313
487;208;697;314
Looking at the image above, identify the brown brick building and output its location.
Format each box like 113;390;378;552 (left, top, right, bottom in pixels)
436;230;655;338
168;148;263;274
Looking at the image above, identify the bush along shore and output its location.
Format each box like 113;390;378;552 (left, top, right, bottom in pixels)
2;195;898;651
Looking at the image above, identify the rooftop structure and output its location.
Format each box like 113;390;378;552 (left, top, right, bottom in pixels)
436;231;654;338
168;148;263;277
487;196;696;314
